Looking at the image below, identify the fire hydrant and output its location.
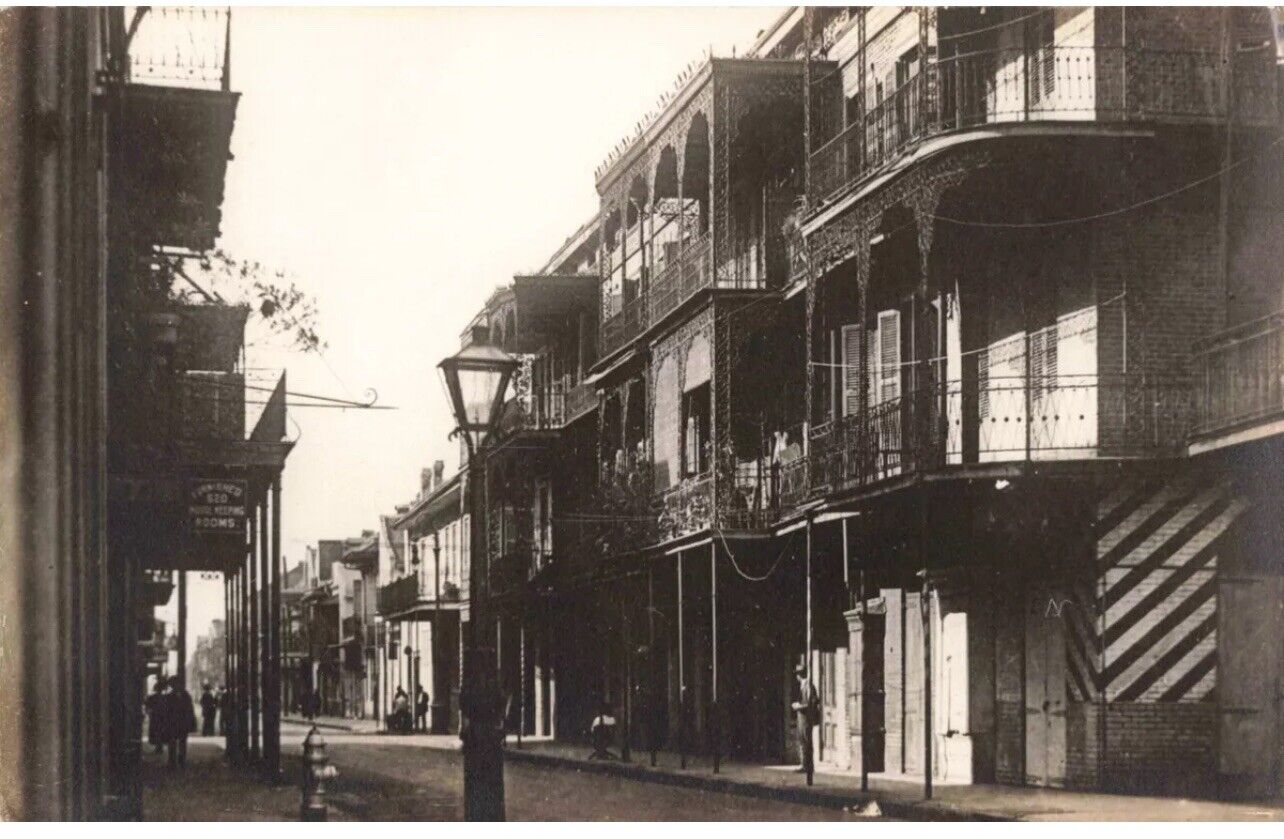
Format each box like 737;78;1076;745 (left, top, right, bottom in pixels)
301;726;338;822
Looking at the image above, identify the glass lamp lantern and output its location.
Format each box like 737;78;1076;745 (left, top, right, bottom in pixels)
437;328;519;452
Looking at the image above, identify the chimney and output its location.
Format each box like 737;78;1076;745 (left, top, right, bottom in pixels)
433;460;445;488
421;467;433;493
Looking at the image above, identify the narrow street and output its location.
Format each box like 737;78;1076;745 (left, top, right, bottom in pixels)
284;725;877;821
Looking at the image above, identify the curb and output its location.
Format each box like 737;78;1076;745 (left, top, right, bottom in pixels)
282;717;361;733
501;748;1013;821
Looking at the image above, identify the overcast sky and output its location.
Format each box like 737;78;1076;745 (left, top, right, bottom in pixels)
165;6;785;654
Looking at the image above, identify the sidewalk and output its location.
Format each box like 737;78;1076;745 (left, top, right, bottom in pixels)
497;739;1284;822
141;736;352;821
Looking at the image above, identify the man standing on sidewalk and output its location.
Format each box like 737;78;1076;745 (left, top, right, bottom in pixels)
199;684;218;736
415;685;430;732
791;664;820;781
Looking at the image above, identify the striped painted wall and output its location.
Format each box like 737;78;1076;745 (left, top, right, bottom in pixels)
1064;474;1248;704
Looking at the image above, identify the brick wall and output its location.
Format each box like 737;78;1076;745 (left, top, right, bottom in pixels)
1100;702;1217;795
1065;701;1101;790
1094;198;1224;382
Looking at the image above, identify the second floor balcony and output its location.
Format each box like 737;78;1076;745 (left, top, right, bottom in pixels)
376;571;464;617
807;373;1192;497
1191;310;1284;453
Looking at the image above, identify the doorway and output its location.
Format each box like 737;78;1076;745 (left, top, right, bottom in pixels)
1218;574;1284;799
1024;588;1068;787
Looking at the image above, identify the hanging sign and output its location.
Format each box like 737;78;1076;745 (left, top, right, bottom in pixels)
189;479;247;534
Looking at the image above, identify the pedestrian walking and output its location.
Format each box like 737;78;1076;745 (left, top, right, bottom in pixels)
415;685;429;732
790;663;820;780
145;680;168;755
166;676;197;768
199;683;218;736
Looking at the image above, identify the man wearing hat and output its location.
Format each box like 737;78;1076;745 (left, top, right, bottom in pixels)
790;662;820;780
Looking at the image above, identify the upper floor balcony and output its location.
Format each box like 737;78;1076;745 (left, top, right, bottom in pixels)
809;38;1278;209
1190;310;1284;455
376;570;464;617
115;6;239;252
497;358;597;436
594;55;820;364
807;372;1192;497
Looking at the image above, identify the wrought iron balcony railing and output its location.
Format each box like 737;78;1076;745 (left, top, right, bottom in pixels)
376;574;420;616
601;294;648;359
127;6;232;92
1192;310;1284;440
809;45;1276;205
808;374;1193;494
648;232;717;327
657;473;714;543
562;377;599;424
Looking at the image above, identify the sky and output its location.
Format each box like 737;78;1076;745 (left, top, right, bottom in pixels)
163;6;786;657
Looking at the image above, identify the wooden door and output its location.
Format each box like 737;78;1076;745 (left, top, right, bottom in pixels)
863;613;887;772
1218;575;1284;799
1025;589;1068;787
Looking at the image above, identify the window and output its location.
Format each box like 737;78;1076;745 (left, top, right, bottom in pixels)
866;309;902;407
841;324;863;417
681;383;711;477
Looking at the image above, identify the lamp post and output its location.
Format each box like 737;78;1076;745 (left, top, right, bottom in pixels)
438;329;518;822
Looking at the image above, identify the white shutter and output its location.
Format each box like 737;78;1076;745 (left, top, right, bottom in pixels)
867;325;880;408
878;309;901;404
841;324;863;417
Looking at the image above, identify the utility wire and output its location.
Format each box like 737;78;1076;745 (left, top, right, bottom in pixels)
933;134;1284;229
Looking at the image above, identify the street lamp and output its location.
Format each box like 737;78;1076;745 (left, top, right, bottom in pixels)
438;329;518;822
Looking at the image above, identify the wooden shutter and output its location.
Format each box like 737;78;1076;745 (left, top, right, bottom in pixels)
867;324;880;407
978;347;990;418
878;309;901;404
842;324;863;417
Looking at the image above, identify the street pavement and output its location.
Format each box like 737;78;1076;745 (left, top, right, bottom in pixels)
280;722;877;820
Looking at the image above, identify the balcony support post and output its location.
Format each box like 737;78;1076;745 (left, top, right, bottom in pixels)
710;539;719;774
648;562;658;767
264;474;282;782
677;548;686;769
